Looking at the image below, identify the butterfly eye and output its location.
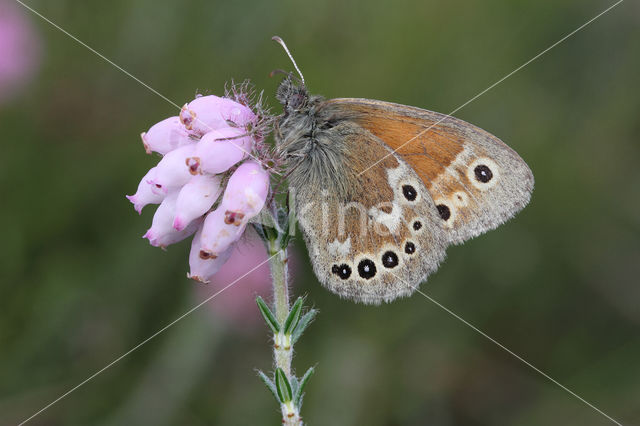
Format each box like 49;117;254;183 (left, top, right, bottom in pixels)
381;251;399;268
357;259;377;279
474;165;493;183
436;204;451;221
331;264;352;280
412;220;422;231
402;185;417;201
404;241;416;255
289;93;305;109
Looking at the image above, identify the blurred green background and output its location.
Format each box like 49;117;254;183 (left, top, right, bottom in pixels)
1;0;639;425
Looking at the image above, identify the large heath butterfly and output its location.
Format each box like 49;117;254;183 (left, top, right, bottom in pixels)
272;37;534;304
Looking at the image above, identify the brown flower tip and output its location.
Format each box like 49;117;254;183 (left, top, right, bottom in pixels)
186;157;201;175
140;132;152;154
199;250;218;260
187;273;210;284
179;104;196;130
224;210;245;226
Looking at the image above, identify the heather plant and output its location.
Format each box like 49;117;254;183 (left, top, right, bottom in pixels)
127;82;314;425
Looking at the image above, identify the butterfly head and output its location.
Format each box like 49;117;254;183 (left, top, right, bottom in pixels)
276;75;310;114
271;36;314;114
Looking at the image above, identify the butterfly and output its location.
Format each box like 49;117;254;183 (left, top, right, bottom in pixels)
272;38;534;305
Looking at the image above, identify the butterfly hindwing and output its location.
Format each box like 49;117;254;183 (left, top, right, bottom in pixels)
327;98;534;244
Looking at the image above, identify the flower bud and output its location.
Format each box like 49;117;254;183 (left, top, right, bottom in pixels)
187;227;234;283
221;161;269;223
148;144;198;194
173;174;222;231
179;95;256;136
143;191;202;248
199;206;246;258
192;127;253;175
141;116;193;155
126;167;165;213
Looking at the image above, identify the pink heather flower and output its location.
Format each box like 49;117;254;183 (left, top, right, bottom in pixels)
222;161;270;220
173;174;222;231
140;116;193;155
179;95;256;136
0;0;41;105
193;127;253;175
128;86;272;282
126;167;165;214
187;227;235;283
147;144;198;194
143;191;202;248
199;206;247;258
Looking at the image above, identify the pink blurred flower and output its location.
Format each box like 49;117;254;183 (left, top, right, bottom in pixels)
128;87;272;283
0;0;41;105
194;238;299;330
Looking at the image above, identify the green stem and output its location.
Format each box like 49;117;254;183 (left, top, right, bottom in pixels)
267;241;302;425
269;242;289;323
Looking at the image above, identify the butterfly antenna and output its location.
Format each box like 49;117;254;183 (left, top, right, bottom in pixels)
272;36;305;85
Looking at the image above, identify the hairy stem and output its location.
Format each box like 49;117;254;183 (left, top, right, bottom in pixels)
270;242;290;324
268;241;301;425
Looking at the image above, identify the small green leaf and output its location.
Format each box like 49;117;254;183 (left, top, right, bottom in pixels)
252;211;279;242
257;370;280;403
291;308;317;344
275;368;293;403
285;195;298;238
289;375;299;398
294;367;315;408
276;207;293;247
279;232;291;250
251;222;268;241
283;297;304;335
256;296;280;334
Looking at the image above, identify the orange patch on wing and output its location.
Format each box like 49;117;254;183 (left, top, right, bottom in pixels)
335;103;464;186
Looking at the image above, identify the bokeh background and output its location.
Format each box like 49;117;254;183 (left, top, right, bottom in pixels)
1;0;639;425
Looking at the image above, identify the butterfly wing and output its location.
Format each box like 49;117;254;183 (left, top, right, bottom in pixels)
326;98;534;244
287;119;447;304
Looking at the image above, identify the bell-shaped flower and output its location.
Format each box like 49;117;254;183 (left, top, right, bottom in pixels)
199;206;246;258
129;87;271;282
191;127;253;175
173;174;222;231
148;144;198;194
143;191;201;248
221;161;270;224
126;167;165;214
187;227;235;283
179;95;256;136
141;116;193;155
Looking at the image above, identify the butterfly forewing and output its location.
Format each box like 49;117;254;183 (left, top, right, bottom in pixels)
327;98;534;244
